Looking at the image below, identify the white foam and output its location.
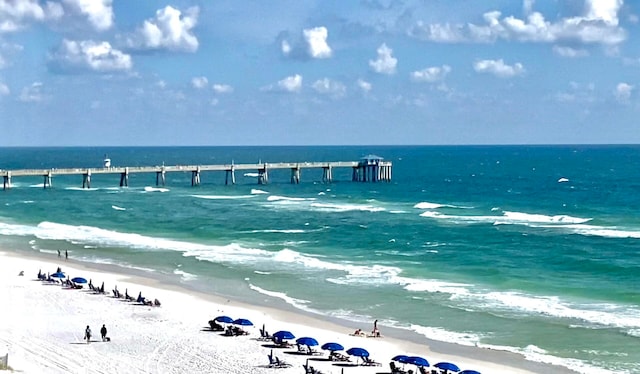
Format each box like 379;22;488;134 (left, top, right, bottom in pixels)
65;187;99;191
191;194;255;200
247;229;307;234
267;195;316;202
248;283;311;311
250;189;268;194
410;324;482;347
173;268;198;281
501;211;591;224
243;172;259;177
558;177;570;183
111;205;126;211
143;186;169;193
309;202;385;212
413;202;445;209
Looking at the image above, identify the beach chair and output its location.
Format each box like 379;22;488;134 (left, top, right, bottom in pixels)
418;367;428;374
258;328;272;341
390;362;406;374
275;357;291;368
154;298;161;306
362;357;381;366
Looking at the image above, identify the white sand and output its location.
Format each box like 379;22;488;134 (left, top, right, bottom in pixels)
0;251;574;374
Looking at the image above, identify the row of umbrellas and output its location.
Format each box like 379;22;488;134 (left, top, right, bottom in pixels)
50;271;89;285
208;319;481;374
392;355;480;374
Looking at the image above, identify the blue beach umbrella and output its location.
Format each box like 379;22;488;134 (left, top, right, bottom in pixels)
435;362;461;372
71;277;87;284
346;347;369;358
296;337;319;347
392;355;410;363
232;318;253;326
214;316;234;324
321;342;344;352
407;356;430;367
459;370;481;374
273;330;295;340
51;272;65;278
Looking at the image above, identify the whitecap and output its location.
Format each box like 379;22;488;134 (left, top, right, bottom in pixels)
143;186;169;193
558;177;570;183
251;189;268;194
111;205;126;211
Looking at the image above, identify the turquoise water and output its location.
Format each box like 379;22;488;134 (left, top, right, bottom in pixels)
1;146;639;373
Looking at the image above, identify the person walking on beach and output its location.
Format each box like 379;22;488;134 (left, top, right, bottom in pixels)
84;325;92;343
65;250;68;260
57;249;61;258
100;324;107;341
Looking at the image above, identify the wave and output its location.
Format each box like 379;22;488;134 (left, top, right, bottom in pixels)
191;194;255;200
65;187;99;191
111;205;126;211
143;186;169;193
309;202;385;213
248;283;311;311
251;189;268;194
174;268;198;281
246;229;307;234
267;195;316;202
558;177;570;183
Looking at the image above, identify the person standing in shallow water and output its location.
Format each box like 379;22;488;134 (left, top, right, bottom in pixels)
65;250;68;260
84;325;92;343
100;324;107;341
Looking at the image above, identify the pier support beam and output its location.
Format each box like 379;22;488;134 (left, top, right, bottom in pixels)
119;168;129;187
290;166;300;184
156;167;166;187
82;170;91;189
43;171;52;189
258;164;269;185
191;166;201;186
3;172;11;190
225;165;236;185
322;166;333;183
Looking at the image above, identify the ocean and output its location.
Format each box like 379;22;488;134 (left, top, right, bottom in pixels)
0;145;638;374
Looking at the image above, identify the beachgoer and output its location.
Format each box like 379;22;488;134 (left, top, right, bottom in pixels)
100;324;107;341
85;325;92;343
65;250;68;260
57;249;61;257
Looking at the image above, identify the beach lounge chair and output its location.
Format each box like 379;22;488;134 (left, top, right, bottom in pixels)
208;320;224;331
154;298;161;306
418;367;428;374
258;328;272;341
275;357;291;368
390;362;406;374
362;357;381;366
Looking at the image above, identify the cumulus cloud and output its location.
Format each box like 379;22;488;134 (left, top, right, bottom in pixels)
311;78;346;98
212;84;233;93
303;26;332;58
19;82;43;102
0;82;9;96
49;39;132;73
614;82;633;102
0;0;63;33
126;6;199;52
552;45;589;58
281;40;292;56
357;79;372;92
191;76;208;89
263;74;302;93
411;65;451;82
62;0;113;31
409;0;626;45
473;59;524;78
369;43;397;74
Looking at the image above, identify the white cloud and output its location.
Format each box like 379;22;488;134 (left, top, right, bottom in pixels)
614;82;633;102
50;39;132;72
357;79;372;92
0;82;9;96
191;76;208;89
127;6;199;52
19;82;43;102
369;43;397;74
410;0;626;45
303;26;332;59
473;59;524;78
281;40;291;56
312;78;346;98
212;84;233;94
62;0;113;31
0;0;63;33
411;65;451;82
267;74;302;92
552;45;589;58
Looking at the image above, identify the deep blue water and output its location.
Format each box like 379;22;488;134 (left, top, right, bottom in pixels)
1;145;639;374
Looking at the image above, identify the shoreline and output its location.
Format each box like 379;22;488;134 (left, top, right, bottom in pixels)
0;247;578;374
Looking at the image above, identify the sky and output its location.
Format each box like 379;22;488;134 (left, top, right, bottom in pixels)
0;0;639;146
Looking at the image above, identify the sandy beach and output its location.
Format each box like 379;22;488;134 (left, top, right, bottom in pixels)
0;250;576;374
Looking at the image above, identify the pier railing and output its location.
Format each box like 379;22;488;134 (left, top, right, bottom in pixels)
1;160;392;189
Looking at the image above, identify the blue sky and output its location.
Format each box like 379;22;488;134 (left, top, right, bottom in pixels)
0;0;639;146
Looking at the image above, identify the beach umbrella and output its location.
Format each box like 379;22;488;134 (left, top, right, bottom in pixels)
71;277;87;284
435;362;461;372
459;370;481;374
321;342;344;352
214;316;234;324
51;272;65;278
296;337;319;347
346;347;369;358
392;355;410;363
232;318;253;326
407;356;430;367
273;330;295;340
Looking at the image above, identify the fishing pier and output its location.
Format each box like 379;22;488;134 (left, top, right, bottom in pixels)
1;156;392;190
